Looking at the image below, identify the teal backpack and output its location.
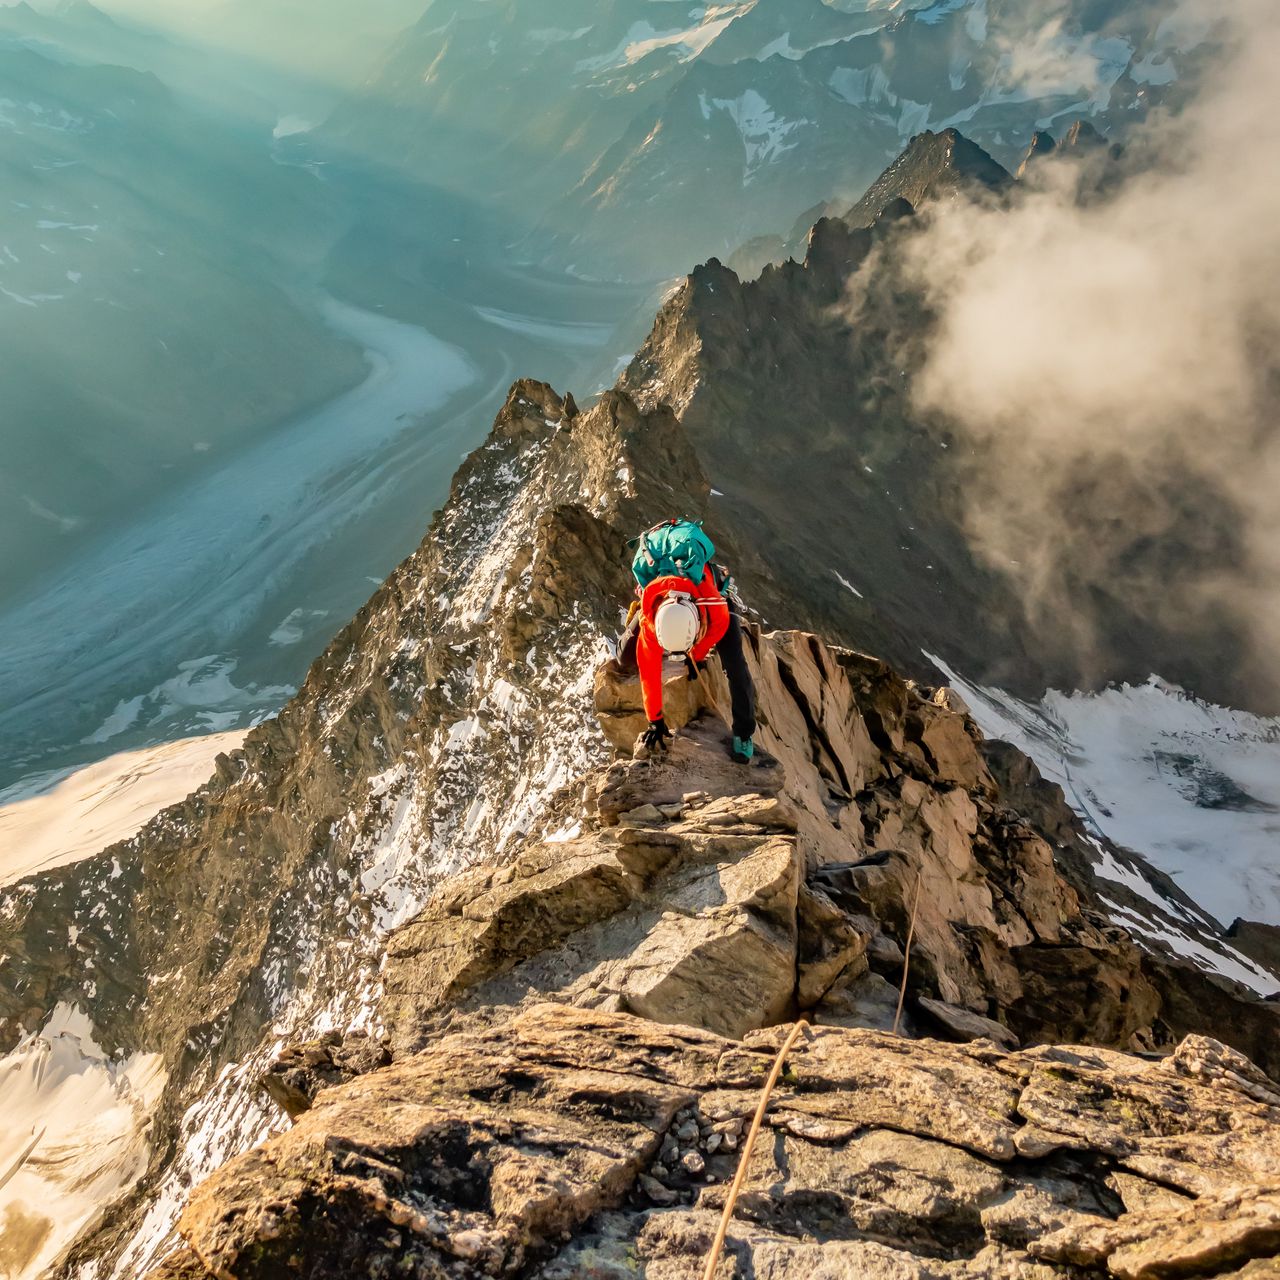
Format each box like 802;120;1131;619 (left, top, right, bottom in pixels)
630;518;716;588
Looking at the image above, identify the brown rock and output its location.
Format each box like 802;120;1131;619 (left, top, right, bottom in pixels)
153;1008;1280;1280
917;996;1020;1050
796;883;873;1008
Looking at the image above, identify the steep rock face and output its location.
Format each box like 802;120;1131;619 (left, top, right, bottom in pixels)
148;1006;1280;1280
843;127;1012;228
619;135;1260;713
369;629;1280;1081
0;381;712;1276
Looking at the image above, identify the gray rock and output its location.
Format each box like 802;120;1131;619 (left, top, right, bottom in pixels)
638;1175;678;1207
917;995;1020;1049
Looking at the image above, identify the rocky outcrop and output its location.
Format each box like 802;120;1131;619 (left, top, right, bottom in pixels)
1228;920;1280;982
147;1004;1280;1280
844;128;1013;229
372;626;1278;1081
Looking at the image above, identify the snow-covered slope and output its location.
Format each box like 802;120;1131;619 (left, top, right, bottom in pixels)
0;1005;165;1280
0;731;247;887
323;0;1211;279
932;657;1280;932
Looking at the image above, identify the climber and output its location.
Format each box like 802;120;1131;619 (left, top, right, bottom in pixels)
619;518;757;762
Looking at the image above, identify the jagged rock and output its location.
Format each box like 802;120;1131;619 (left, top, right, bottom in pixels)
381;627;1278;1070
917;996;1020;1050
1168;1035;1280;1108
844;128;1013;229
797;882;872;1008
593;655;712;752
611;904;796;1040
1228;920;1280;977
382;836;655;1026
150;1006;1280;1280
1033;1186;1280;1279
259;1030;390;1119
594;719;788;826
815;969;912;1034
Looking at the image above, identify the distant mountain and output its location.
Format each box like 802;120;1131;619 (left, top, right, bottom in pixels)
0;38;367;606
322;0;1213;280
0;0;424;122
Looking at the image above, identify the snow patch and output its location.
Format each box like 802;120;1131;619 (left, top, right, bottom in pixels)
928;656;1280;931
0;1005;166;1280
832;570;864;599
701;89;808;176
1101;898;1278;996
0;731;247;887
575;10;745;74
268;608;330;648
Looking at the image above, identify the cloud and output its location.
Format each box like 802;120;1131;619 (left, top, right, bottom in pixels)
893;0;1280;704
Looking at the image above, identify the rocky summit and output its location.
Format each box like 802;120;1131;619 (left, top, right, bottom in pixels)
143;616;1280;1278
2;132;1279;1279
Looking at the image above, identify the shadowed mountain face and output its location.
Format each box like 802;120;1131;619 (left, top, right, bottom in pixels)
323;0;1209;281
619;128;1264;711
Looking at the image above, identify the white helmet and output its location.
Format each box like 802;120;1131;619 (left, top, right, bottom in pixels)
654;597;700;655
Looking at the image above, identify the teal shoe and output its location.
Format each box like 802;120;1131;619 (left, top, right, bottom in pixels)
731;736;755;764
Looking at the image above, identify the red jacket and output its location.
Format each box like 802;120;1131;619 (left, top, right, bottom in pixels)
636;570;729;723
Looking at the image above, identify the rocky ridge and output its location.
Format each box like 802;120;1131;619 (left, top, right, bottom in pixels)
618;127;1264;714
3;132;1279;1277
150;1005;1280;1280
374;627;1280;1074
0;381;704;1276
130;525;1280;1276
5;354;1279;1280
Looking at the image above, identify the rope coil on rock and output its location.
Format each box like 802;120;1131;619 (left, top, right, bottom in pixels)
700;1019;811;1280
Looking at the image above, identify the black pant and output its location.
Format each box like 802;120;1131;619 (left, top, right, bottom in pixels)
616;601;756;741
716;608;757;742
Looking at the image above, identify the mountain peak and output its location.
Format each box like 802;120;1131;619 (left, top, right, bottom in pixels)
844;128;1012;228
1062;118;1106;150
1018;118;1111;178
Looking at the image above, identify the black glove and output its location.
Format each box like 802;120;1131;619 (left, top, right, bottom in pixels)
684;656;705;681
641;718;672;751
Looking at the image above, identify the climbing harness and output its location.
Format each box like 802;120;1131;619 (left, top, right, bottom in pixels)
700;1019;812;1280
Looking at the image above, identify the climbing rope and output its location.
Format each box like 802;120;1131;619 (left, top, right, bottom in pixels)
893;867;924;1037
700;1018;811;1280
700;865;921;1275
